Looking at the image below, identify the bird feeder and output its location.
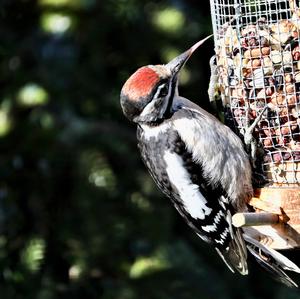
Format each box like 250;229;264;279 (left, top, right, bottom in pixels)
209;0;300;249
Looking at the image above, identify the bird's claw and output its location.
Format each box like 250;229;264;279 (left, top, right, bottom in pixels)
244;105;268;168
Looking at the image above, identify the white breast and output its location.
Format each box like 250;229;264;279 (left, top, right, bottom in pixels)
140;122;170;140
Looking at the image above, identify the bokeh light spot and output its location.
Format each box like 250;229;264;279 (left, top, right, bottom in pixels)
21;238;46;273
17;83;49;107
178;68;191;85
130;192;152;211
0;110;12;137
129;253;170;279
161;47;180;64
41;13;73;34
81;150;117;192
40;113;55;129
152;7;185;34
69;264;83;280
39;0;95;9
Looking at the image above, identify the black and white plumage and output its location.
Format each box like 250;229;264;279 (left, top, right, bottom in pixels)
120;36;300;287
137;98;250;275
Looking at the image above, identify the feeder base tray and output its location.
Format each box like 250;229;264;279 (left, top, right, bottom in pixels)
245;185;300;249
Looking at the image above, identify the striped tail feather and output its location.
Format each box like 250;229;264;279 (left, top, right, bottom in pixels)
244;234;300;288
215;213;249;275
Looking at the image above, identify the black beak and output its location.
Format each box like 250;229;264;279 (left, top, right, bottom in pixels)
162;35;212;119
166;35;213;75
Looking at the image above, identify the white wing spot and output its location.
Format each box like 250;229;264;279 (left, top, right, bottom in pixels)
215;228;229;245
201;211;224;233
164;151;212;220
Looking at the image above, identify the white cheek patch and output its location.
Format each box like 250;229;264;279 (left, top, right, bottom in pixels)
140;99;158;118
163;151;212;220
140;80;172;121
139;98;169;122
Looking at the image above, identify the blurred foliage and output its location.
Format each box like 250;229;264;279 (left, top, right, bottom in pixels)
0;0;299;298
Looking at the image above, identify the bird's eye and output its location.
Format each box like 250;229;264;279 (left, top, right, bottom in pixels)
157;83;169;98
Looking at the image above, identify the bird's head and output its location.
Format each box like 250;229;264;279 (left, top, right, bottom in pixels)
120;35;212;124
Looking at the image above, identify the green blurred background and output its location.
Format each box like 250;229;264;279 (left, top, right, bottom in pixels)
0;0;299;298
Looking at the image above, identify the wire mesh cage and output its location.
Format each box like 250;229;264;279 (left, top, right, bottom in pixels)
210;0;300;185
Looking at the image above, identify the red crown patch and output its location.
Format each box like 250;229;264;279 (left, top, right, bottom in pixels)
122;67;160;101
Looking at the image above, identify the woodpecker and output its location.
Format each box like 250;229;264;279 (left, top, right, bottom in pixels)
120;36;300;287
